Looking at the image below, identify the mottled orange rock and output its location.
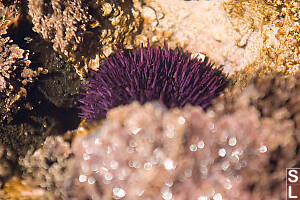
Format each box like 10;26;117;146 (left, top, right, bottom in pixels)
137;0;298;76
225;0;299;74
135;0;264;74
0;177;47;200
0;2;46;121
28;0;142;73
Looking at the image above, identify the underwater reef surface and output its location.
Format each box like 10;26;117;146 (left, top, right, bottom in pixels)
0;1;43;122
6;71;300;199
139;0;299;75
0;17;81;155
28;0;143;74
0;0;81;189
224;0;299;76
14;87;298;199
0;0;299;199
64;101;292;200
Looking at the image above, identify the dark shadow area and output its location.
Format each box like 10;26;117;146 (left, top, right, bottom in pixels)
0;14;81;161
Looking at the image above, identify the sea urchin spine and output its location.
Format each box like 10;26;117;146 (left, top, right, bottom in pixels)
79;43;228;120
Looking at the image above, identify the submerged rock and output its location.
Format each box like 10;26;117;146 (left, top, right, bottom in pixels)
64;100;293;199
28;0;143;72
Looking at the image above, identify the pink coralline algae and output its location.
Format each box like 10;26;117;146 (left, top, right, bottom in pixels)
79;44;227;120
66;101;292;199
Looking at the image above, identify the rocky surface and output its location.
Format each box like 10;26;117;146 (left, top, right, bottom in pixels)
136;0;263;74
225;0;299;75
28;0;143;74
137;0;299;75
0;1;45;122
64;100;294;199
19;136;73;198
0;0;299;199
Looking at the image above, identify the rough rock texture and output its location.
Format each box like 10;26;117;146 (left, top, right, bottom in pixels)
0;37;32;119
0;1;20;35
1;130;85;200
0;9;81;191
0;2;46;121
225;0;299;75
0;1;82;189
0;0;298;199
10;72;300;199
0;143;14;188
135;0;264;74
19;136;73;199
0;17;81;160
214;71;300;199
64;101;294;200
23;33;82;109
264;0;299;73
222;71;300;135
28;0;142;73
0;177;48;200
136;0;299;75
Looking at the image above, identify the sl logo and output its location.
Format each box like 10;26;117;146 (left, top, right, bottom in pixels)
287;168;300;199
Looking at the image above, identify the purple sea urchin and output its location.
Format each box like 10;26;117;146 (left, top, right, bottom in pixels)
79;43;228;120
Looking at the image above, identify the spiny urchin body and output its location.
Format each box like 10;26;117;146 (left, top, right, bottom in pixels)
79;43;228;120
